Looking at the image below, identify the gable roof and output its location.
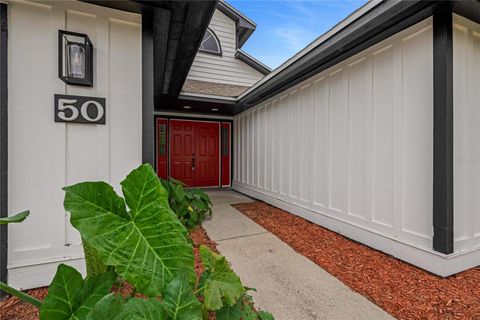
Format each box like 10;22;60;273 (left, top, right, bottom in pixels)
235;49;271;75
217;0;256;48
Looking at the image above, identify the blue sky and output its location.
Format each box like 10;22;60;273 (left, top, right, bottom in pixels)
228;0;367;69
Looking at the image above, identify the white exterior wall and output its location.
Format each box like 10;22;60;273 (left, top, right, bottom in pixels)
186;9;264;87
7;0;142;289
233;18;454;273
453;15;480;254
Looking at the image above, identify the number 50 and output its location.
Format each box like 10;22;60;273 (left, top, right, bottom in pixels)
55;95;106;124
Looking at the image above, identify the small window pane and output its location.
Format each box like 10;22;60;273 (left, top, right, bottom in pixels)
158;124;167;155
201;32;209;42
221;127;228;156
199;29;221;55
202;37;218;52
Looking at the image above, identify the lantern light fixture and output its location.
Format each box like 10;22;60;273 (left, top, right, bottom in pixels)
58;30;93;87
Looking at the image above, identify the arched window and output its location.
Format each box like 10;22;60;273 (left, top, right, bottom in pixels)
199;28;222;55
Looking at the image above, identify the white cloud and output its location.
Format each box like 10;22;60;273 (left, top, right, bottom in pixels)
274;25;316;52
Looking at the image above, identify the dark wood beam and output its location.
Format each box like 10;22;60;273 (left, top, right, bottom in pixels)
142;11;155;166
86;1;216;107
164;0;217;98
153;7;171;105
433;4;454;254
0;2;8;291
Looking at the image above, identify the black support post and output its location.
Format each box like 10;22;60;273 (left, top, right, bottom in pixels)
152;7;170;101
142;11;155;166
433;4;454;254
0;2;8;290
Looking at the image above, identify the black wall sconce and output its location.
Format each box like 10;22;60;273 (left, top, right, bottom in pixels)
58;30;93;87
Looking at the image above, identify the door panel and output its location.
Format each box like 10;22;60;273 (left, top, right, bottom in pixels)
194;122;220;187
169;121;195;186
169;120;220;187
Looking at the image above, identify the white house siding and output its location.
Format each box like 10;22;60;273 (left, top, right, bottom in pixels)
453;15;480;254
7;0;142;289
186;9;264;87
234;19;438;271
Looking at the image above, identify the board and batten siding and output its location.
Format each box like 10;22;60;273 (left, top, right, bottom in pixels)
8;0;142;289
453;15;480;254
234;18;436;262
186;9;264;87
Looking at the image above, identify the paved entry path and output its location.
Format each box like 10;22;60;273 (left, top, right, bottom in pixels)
203;190;394;320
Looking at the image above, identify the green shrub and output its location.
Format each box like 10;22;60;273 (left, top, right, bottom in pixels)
0;164;274;320
160;177;213;229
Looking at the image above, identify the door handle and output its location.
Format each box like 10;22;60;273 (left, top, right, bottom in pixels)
192;154;195;171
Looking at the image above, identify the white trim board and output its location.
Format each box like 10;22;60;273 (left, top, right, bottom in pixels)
8;258;86;290
232;183;480;277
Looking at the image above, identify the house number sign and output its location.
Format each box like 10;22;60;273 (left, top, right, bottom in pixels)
54;94;106;124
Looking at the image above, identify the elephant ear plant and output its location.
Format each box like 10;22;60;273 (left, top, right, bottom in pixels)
0;164;274;320
160;177;213;229
0;210;29;224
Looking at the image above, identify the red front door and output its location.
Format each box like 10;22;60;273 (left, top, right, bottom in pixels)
169;120;220;187
170;120;195;186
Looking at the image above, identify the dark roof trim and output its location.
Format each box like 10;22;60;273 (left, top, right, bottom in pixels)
82;0;217;102
452;1;480;25
217;0;255;48
179;94;237;105
237;28;255;50
165;1;218;98
237;0;438;111
80;0;145;13
235;49;271;75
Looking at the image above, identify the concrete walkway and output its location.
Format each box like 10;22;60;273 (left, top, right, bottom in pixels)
203;190;394;320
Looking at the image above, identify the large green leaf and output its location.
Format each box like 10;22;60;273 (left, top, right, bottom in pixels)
39;264;116;320
0;210;29;224
160;178;172;195
63;164;195;297
241;304;258;320
215;300;242;320
82;238;109;276
199;245;244;311
172;184;185;202
87;295;167;320
118;298;167;319
169;177;187;187
86;294;123;320
216;299;275;320
163;274;202;320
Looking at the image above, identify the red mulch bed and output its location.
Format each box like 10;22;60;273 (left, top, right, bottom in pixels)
0;226;218;320
0;287;46;320
233;201;480;320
